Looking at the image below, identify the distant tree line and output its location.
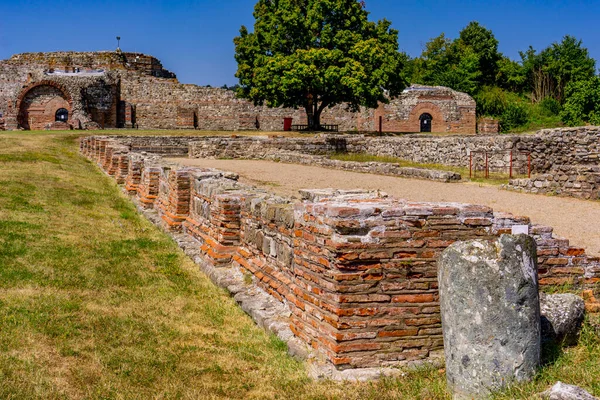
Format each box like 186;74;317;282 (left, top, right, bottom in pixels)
404;21;599;131
230;0;598;133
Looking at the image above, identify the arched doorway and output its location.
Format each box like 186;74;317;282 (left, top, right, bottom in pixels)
17;82;72;130
55;108;69;122
420;113;432;133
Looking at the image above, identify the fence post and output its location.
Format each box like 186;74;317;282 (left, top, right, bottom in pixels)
509;151;513;179
485;152;489;178
469;153;473;179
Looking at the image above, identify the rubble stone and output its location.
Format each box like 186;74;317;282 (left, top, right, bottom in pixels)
539;382;598;400
540;292;586;346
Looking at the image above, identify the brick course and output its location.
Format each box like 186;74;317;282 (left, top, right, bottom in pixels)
81;135;600;369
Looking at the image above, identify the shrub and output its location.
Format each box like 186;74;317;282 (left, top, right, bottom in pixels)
539;97;562;116
475;86;507;117
500;102;529;132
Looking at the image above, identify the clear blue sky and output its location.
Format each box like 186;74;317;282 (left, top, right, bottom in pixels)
0;0;598;86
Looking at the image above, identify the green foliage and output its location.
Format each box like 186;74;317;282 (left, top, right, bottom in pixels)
520;36;596;102
539;97;562;116
500;102;528;132
457;21;501;86
420;38;481;95
496;57;527;92
475;86;510;117
560;76;600;126
234;0;407;129
407;22;598;132
408;21;501;95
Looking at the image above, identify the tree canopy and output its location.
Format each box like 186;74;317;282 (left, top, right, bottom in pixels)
234;0;407;129
405;22;599;131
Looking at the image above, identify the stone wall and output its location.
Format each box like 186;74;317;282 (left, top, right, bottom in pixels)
501;127;600;199
506;165;600;200
186;127;600;179
348;127;600;175
0;51;476;133
194;126;600;179
188;135;460;182
80;134;600;370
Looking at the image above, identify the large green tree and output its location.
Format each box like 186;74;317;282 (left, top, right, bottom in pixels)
417;33;481;95
408;21;501;96
520;36;596;102
234;0;407;130
457;21;501;86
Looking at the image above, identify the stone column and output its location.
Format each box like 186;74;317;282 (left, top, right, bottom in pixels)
438;235;541;399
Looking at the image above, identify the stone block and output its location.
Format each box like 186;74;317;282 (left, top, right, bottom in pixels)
439;235;540;399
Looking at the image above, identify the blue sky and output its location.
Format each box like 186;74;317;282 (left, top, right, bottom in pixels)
0;0;598;86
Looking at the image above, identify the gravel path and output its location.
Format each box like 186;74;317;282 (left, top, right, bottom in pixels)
169;158;600;256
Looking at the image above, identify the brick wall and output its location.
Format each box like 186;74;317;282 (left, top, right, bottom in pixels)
478;118;500;134
1;51;475;133
81;135;600;369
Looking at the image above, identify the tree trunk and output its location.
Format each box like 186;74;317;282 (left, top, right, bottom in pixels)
312;108;322;130
304;94;328;130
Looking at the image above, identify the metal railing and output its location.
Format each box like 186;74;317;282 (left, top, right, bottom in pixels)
469;150;531;179
290;124;339;132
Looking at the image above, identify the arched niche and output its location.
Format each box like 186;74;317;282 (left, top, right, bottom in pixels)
16;81;72;130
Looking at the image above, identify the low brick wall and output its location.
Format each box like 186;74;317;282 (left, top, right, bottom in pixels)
477;118;500;134
81;135;600;370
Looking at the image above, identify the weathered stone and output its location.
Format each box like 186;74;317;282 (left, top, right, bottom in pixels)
81;135;600;373
438;234;541;399
539;382;598;400
0;52;476;133
540;292;586;347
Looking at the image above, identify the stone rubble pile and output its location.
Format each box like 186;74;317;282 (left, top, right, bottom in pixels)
540;292;586;347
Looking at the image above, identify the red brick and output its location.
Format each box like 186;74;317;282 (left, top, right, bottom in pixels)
392;294;436;304
377;329;419;338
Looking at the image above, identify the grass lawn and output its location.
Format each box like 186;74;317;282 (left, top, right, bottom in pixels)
0;130;598;399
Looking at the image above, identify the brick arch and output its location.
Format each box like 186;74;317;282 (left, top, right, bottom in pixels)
407;102;445;133
16;80;73;130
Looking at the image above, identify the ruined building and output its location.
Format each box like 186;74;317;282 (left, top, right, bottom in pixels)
0;51;476;133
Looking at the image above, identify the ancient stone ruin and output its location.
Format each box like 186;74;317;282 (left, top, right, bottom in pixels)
185;126;600;200
80;134;600;373
0;51;476;133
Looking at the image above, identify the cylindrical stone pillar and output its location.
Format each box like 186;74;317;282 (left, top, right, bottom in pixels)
438;234;541;399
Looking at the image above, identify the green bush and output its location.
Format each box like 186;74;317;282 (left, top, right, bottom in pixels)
560;76;600;126
500;102;529;132
539;97;562;116
475;86;507;117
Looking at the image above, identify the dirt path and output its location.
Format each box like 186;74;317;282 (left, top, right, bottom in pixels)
169;158;600;256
